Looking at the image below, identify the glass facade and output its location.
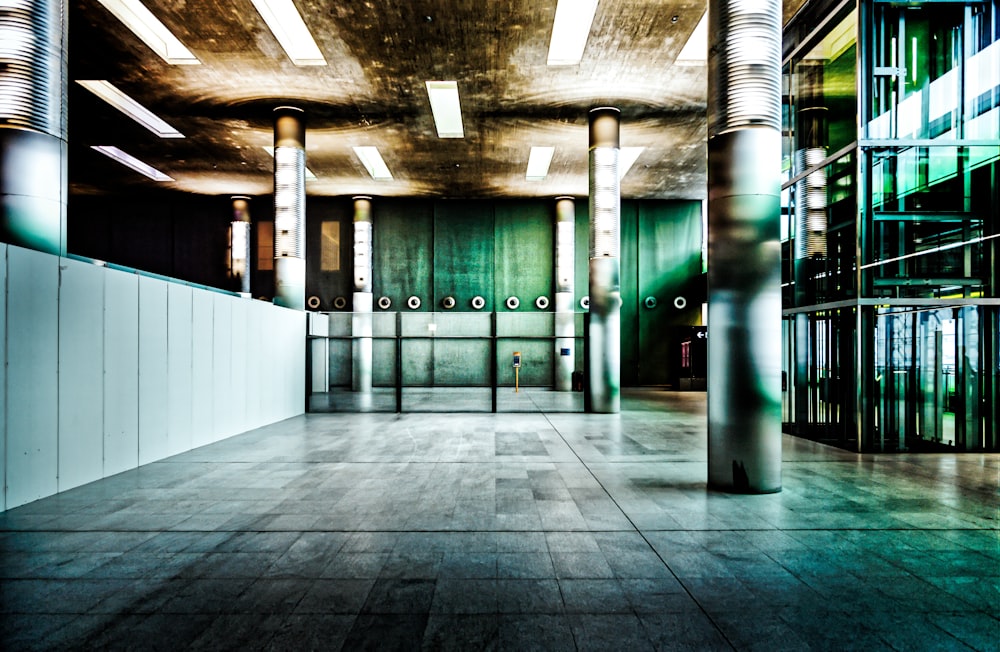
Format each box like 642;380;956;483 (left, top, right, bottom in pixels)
782;0;999;451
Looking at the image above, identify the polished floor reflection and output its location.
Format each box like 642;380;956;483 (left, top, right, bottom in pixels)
2;390;997;650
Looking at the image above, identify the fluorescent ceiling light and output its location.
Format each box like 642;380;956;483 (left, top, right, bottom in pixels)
353;146;393;180
91;146;173;181
262;146;317;179
95;0;199;65
250;0;326;65
76;80;183;138
526;147;555;180
675;11;707;65
619;147;645;180
425;81;464;138
547;0;599;65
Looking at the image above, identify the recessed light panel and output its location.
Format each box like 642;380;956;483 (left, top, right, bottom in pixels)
547;0;599;65
76;80;183;138
96;0;199;65
425;81;465;138
675;12;707;65
619;147;645;180
353;147;393;180
91;145;173;181
526;147;555;180
250;0;326;65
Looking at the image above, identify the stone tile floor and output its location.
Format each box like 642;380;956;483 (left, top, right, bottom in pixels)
1;390;997;650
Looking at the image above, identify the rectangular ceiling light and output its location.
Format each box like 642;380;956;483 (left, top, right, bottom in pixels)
250;0;326;65
91;145;173;181
547;0;599;65
76;80;183;138
526;147;555;180
675;11;708;65
353;147;393;180
96;0;199;65
619;147;645;180
262;146;318;179
425;81;465;138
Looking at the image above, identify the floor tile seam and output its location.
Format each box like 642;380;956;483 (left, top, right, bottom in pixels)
535;409;740;652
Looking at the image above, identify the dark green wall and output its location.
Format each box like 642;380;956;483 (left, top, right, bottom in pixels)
434;200;494;311
494;200;553;312
373;198;433;311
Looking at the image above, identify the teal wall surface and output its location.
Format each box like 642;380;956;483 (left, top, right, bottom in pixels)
374;199;433;311
434;200;494;312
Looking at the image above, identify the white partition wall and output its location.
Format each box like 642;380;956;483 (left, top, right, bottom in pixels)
191;291;214;449
58;257;105;490
103;268;140;477
166;283;194;457
6;246;59;508
1;245;307;511
138;276;169;466
212;294;234;442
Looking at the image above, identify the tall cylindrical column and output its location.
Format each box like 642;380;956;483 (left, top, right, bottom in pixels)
554;196;576;391
272;106;306;310
0;0;68;255
706;0;783;492
587;108;621;413
352;196;373;393
231;196;252;296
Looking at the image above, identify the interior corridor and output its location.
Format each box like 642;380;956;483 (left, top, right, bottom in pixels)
2;390;997;650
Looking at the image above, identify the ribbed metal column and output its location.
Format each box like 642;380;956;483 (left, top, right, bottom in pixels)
587;108;621;413
352;195;373;394
272;106;306;309
554;196;576;391
0;0;68;255
706;0;782;493
231;196;252;296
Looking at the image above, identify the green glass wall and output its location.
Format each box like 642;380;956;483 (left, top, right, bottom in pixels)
311;197;703;398
782;0;999;452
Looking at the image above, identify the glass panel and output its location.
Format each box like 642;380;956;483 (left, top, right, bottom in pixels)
869;3;1000;140
788;151;858;306
785;9;858;168
866;145;997;298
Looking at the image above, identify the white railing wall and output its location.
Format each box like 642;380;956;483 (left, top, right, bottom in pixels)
1;244;306;510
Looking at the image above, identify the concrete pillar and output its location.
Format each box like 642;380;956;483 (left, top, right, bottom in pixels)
0;0;68;255
706;0;783;492
230;196;251;296
554;196;575;391
272;106;306;309
352;196;373;393
587;108;621;413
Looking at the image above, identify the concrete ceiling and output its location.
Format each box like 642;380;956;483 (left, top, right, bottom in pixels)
68;0;807;200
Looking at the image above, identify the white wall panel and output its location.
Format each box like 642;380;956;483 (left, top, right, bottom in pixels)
103;269;139;477
57;258;105;491
6;246;59;508
167;283;193;456
138;277;169;465
2;245;308;511
212;294;233;442
290;311;307;416
191;291;213;447
246;300;264;428
230;298;248;435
